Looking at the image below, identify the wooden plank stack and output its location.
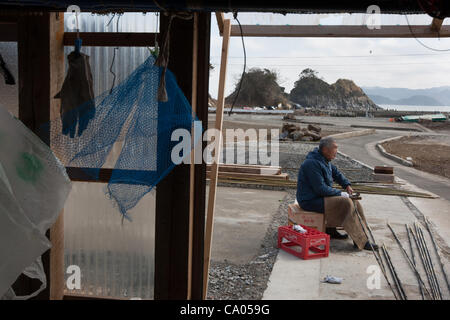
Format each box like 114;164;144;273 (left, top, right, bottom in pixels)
206;163;288;181
372;165;395;183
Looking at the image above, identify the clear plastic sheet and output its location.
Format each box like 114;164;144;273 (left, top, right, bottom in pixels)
0;105;72;299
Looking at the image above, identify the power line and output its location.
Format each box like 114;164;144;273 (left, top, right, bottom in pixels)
405;14;450;52
228;13;246;116
212;52;450;59
211;61;450;67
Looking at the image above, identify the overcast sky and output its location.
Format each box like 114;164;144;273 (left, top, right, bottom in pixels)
208;13;450;99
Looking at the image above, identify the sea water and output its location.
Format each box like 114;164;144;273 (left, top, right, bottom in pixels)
379;104;450;112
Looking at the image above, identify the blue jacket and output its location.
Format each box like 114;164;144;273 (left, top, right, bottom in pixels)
296;147;351;213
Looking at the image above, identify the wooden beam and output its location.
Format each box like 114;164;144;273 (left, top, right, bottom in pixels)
15;11;65;300
64;32;157;47
431;18;444;32
230;24;450;38
48;13;66;300
190;12;211;300
215;12;224;35
206;171;289;181
203;18;231;299
206;164;282;175
187;12;199;300
1;29;158;46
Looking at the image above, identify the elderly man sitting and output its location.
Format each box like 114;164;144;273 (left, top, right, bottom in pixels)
296;137;378;251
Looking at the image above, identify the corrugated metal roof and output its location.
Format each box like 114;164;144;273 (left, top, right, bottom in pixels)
0;0;426;14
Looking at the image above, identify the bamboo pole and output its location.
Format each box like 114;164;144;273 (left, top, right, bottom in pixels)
202;19;231;299
209;176;435;198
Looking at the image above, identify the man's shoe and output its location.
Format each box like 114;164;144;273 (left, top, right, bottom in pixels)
326;227;349;240
354;241;379;251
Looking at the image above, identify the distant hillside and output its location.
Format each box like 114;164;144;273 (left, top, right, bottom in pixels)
225;68;288;107
369;94;443;106
363;86;450;106
290;69;380;111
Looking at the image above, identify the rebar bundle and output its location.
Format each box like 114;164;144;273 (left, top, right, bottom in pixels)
424;217;450;295
381;243;407;300
351;199;399;300
410;223;443;300
387;223;432;299
406;224;424;299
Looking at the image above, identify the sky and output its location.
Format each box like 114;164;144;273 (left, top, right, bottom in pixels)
208;13;450;99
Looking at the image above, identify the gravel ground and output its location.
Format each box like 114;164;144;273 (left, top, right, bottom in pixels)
206;141;374;300
206;190;294;300
218;141;374;186
381;135;450;179
277;142;375;183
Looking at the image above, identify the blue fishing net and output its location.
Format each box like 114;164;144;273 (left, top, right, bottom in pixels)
47;55;199;220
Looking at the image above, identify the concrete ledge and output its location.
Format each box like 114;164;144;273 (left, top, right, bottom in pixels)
375;136;413;167
337;150;374;171
327;129;376;140
413;122;434;133
350;124;422;132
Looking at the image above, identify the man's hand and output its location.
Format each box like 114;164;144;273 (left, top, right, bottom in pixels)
346;185;354;195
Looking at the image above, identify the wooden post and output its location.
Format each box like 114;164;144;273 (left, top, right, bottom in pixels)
202;19;231;299
431;18;444;32
155;13;196;300
187;12;199;300
191;12;211;300
14;11;65;300
215;12;225;35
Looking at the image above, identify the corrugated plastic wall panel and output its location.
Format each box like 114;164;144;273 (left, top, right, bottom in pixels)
63;12;158;299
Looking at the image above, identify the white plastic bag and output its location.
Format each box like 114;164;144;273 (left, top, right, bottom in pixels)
0;105;72;299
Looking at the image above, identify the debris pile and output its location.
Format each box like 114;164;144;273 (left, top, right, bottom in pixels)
282;113;296;121
280;123;322;142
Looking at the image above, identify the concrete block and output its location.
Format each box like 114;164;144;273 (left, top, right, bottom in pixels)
371;172;395;183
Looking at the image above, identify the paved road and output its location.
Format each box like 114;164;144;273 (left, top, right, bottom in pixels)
337;130;450;201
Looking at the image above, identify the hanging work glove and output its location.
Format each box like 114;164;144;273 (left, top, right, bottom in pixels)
0;53;15;85
54;51;95;138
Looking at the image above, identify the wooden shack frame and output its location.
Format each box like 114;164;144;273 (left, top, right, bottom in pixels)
0;4;446;300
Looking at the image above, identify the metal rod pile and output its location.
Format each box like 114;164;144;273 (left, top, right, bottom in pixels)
351;199;400;300
387;221;449;300
410;223;443;300
406;224;424;299
345;199;448;300
215;177;435;198
387;223;431;299
424;217;450;294
381;243;407;300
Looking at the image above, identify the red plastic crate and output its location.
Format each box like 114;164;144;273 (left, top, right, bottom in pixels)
277;225;330;260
